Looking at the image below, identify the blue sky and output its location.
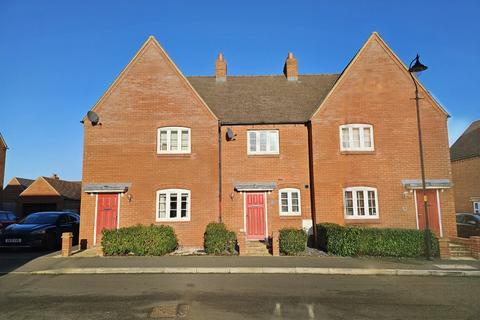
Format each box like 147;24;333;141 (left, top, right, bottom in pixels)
0;0;479;184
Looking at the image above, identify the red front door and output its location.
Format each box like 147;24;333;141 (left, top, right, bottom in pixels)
416;190;441;237
96;194;119;244
246;193;266;240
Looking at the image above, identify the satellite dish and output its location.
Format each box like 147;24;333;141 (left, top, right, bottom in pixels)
226;127;236;141
86;111;100;126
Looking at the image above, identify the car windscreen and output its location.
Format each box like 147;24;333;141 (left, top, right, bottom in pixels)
19;214;59;224
0;213;13;220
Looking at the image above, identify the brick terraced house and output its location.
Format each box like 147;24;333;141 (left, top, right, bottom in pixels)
79;32;456;253
450;120;480;214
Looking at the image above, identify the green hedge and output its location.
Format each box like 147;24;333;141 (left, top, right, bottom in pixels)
204;222;237;255
317;223;439;257
279;228;307;256
102;224;177;256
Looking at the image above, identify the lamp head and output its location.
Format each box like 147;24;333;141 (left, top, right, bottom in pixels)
409;54;428;74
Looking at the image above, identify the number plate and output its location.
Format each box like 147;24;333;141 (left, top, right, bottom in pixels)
5;238;22;243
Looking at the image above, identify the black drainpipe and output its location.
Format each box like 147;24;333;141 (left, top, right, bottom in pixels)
307;121;318;248
218;121;223;223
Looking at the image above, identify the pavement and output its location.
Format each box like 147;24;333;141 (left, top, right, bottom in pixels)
1;249;480;277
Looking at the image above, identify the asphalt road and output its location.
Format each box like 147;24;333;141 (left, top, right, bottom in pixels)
0;273;479;319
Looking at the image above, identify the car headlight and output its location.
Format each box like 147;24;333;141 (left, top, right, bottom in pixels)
31;229;47;235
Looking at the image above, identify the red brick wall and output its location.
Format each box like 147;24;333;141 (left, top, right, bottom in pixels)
220;125;312;241
80;39;219;248
2;179;26;214
451;157;480;213
311;35;456;238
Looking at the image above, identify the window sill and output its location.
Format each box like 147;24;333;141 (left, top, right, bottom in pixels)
247;154;280;158
156;154;192;158
340;151;375;155
279;214;302;218
344;218;381;224
155;218;191;223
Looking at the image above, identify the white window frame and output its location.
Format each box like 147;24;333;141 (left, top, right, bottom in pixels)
157;127;191;154
279;188;301;216
474;201;480;214
247;130;279;155
343;187;379;219
339;124;374;151
156;189;191;222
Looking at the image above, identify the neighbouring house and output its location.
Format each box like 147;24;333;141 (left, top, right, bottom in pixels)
79;32;456;254
17;175;81;216
0;133;8;209
2;177;34;214
451;120;480;214
0;133;7;209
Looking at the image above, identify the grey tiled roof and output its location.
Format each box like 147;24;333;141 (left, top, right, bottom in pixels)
15;178;35;188
450;120;480;161
187;74;339;124
43;177;82;200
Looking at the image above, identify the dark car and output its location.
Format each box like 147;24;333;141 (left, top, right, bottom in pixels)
0;211;18;229
0;212;79;249
456;213;480;238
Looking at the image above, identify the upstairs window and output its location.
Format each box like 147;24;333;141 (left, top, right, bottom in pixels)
247;130;279;155
157;127;191;154
344;187;379;219
156;189;190;221
279;188;301;215
339;124;374;151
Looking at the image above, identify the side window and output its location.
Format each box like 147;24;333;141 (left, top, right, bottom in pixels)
465;215;478;226
157;127;191;154
279;188;301;215
339;124;374;151
456;215;464;223
57;215;68;224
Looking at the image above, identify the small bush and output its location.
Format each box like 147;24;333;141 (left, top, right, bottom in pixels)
317;223;439;258
102;224;177;256
279;228;307;255
204;222;237;255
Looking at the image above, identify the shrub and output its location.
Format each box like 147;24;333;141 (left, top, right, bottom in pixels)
317;223;439;258
204;222;237;255
102;224;177;256
279;228;307;255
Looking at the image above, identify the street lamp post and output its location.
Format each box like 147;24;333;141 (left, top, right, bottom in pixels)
408;54;433;260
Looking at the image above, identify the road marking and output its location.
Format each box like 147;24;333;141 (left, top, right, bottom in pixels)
273;303;281;317
306;303;315;319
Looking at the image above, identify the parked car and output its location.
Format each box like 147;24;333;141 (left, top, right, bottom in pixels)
0;211;18;229
0;212;79;249
456;213;480;238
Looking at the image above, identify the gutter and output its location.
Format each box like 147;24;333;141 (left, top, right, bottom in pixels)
307;121;319;248
218;121;223;223
220;121;306;126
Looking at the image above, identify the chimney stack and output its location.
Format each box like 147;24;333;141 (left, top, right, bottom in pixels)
215;53;227;82
284;52;298;81
52;173;59;180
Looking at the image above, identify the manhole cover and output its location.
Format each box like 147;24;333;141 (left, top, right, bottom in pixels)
149;304;177;318
149;303;190;318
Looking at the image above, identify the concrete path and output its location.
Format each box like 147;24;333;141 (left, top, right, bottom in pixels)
1;250;480;276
